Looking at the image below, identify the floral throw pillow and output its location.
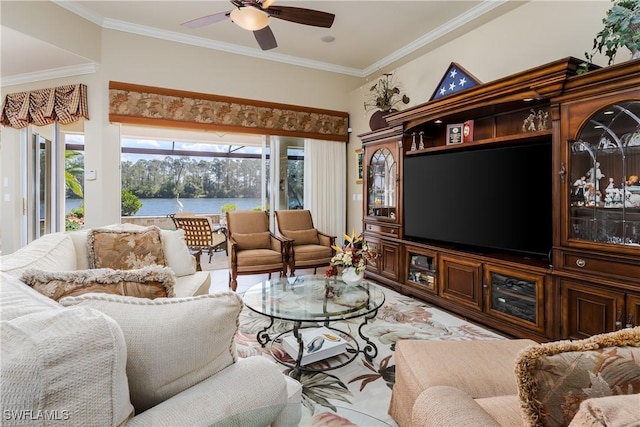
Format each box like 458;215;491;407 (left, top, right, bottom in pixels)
515;327;640;427
88;226;166;270
20;265;176;301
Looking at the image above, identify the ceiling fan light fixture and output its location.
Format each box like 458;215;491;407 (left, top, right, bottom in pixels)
260;0;276;8
230;7;270;31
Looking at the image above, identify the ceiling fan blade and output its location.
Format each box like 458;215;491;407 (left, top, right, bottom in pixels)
254;26;277;50
181;11;230;29
267;6;335;28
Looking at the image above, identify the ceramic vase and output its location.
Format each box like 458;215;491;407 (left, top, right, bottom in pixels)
368;109;397;131
342;267;364;287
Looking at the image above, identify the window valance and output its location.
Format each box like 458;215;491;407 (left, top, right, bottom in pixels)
109;81;349;142
0;84;89;129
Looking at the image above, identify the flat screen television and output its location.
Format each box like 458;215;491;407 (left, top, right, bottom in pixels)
403;141;552;260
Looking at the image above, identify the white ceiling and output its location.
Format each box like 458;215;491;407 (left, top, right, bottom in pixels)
1;0;524;85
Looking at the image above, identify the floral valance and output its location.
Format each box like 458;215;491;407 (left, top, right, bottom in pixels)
109;81;349;142
0;84;89;129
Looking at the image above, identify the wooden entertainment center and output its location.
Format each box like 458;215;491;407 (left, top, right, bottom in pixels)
359;57;640;342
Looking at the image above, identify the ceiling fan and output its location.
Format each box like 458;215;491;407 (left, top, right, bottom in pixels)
181;0;335;51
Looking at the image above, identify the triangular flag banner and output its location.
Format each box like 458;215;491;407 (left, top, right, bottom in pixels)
430;62;481;101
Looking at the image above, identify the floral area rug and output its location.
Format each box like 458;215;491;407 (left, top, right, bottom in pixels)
236;284;505;426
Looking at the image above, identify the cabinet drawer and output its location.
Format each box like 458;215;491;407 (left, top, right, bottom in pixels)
561;252;640;281
365;223;399;237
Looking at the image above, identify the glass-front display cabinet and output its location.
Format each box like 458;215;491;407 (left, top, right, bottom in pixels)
407;250;436;293
568;100;640;246
367;147;397;219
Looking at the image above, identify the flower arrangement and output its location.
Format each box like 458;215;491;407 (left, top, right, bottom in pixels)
363;73;410;113
325;231;378;277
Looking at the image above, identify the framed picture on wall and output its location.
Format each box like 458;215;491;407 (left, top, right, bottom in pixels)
356;149;363;184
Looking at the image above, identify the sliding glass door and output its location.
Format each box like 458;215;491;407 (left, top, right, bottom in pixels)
25;124;64;241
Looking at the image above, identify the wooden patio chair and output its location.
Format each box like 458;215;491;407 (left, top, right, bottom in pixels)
171;215;226;263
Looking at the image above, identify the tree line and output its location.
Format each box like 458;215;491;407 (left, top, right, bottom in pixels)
67;154;265;199
67;153;304;208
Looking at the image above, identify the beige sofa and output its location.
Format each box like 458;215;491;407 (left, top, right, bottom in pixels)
0;224;210;297
0;225;302;425
390;328;640;426
1;272;302;426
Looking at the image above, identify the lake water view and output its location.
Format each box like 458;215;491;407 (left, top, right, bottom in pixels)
65;197;262;216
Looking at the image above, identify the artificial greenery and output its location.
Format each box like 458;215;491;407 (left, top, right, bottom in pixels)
581;0;640;72
363;73;410;112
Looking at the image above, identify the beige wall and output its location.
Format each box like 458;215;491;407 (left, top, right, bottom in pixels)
344;0;618;235
1;0;623;253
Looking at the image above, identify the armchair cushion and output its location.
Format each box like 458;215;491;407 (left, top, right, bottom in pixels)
60;292;243;413
20;265;176;301
88;226;166;270
281;228;320;246
515;327;640;427
233;231;272;250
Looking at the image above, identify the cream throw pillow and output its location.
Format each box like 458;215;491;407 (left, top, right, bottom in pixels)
159;228;196;277
0;233;77;278
60;292;243;413
1;305;133;426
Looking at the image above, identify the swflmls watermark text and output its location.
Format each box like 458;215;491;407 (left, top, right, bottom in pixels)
3;410;70;421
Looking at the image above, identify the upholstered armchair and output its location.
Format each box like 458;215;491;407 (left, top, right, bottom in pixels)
274;209;336;276
225;210;288;291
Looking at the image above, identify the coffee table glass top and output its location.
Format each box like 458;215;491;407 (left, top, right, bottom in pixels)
243;275;385;322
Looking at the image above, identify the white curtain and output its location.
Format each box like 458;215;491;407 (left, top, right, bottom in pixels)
304;139;346;238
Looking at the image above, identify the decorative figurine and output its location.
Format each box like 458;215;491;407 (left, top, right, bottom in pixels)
411;132;417;151
418;131;425;150
536;110;549;131
572;176;586;205
606;177;615;192
522;109;537;132
585;162;604;191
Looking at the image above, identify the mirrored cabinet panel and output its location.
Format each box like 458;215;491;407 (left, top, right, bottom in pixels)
569;101;640;246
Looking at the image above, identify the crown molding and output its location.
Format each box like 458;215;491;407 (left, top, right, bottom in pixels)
48;0;509;79
103;18;363;77
362;0;509;77
1;63;99;87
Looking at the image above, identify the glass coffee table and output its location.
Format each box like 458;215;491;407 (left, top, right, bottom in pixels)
242;275;385;379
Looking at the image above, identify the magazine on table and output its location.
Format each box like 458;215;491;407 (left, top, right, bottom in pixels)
282;327;347;366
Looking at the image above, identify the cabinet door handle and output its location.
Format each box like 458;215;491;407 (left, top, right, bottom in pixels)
616;310;623;330
575;258;586;268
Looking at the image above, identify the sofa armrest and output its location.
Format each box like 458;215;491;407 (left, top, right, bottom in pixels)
125;357;295;427
411;386;501;427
